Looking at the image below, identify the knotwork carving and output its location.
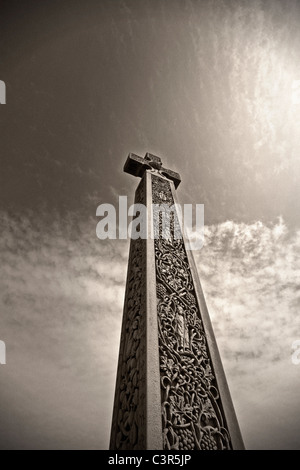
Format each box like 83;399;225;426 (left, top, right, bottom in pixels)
152;175;232;450
110;179;146;450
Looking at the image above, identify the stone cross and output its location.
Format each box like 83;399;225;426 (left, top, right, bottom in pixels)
110;152;244;450
124;152;181;188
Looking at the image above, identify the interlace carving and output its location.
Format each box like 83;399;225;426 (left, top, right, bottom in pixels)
152;175;232;451
110;179;146;450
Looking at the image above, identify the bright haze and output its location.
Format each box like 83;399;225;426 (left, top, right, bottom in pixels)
1;0;300;449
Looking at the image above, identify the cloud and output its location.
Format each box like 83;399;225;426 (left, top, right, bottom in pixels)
0;210;128;449
1;210;300;449
194;217;300;449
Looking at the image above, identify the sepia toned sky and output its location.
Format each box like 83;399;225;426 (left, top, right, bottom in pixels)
1;0;300;449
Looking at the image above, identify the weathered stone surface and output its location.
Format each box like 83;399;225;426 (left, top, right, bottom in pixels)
110;153;244;450
109;177;147;450
124;152;181;189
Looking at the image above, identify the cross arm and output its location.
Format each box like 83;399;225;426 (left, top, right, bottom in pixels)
123;153;152;178
123;152;181;189
160;167;181;189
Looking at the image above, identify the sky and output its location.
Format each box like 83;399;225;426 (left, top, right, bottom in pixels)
1;0;300;449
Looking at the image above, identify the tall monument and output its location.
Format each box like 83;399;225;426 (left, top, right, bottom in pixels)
110;153;244;450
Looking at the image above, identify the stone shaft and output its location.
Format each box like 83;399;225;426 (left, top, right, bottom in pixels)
110;165;244;450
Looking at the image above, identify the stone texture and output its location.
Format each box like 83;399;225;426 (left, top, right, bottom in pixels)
110;153;244;450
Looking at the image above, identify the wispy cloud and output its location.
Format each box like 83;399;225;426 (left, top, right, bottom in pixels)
1;211;300;449
195;217;300;449
0;211;128;449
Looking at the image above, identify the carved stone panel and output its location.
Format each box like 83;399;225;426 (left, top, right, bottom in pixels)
152;175;232;451
110;178;147;450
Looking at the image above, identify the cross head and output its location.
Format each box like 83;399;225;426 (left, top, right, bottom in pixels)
124;152;181;189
